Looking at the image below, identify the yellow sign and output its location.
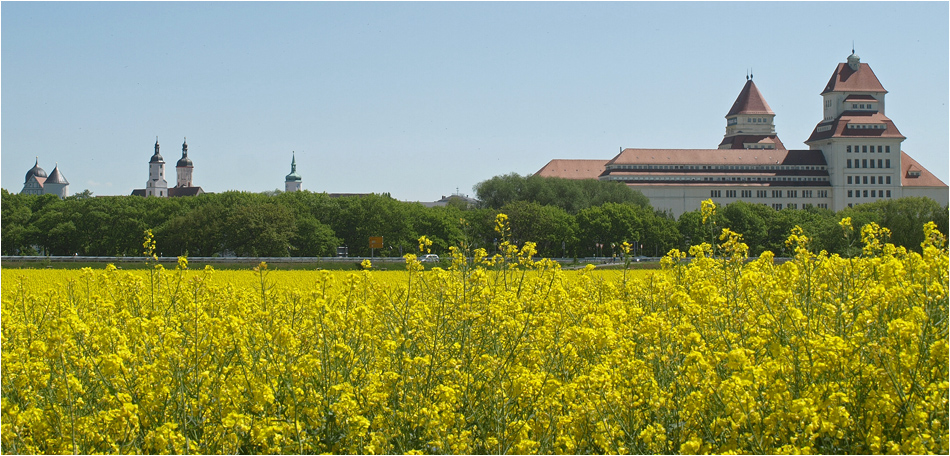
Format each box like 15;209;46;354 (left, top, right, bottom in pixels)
369;236;383;249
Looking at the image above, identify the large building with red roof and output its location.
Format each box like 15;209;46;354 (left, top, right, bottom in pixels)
536;53;947;217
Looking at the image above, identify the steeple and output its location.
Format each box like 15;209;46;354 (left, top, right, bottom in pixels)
726;78;774;117
146;138;168;196
25;157;47;183
176;137;194;187
285;152;302;192
177;137;193;167
150;137;164;163
720;77;783;150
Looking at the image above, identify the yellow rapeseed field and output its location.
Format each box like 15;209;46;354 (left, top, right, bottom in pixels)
1;213;947;454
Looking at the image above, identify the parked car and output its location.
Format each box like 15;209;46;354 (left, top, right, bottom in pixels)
420;254;440;263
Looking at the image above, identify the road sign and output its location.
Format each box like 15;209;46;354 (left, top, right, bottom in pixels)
369;236;383;249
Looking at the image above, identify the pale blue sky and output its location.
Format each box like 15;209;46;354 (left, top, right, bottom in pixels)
3;1;948;201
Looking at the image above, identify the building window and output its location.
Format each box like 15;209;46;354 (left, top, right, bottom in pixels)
887;190;891;197
772;190;782;198
788;190;798;198
847;159;852;168
886;159;891;168
886;146;891;153
848;190;853;198
862;159;867;168
862;176;868;184
863;190;868;198
711;190;721;197
726;190;736;198
863;146;868;153
741;190;752;198
877;159;883;168
772;203;783;210
871;176;876;184
847;176;852;184
847;145;852;153
870;159;875;169
878;146;883;153
871;190;877;197
757;190;767;198
886;176;891;185
803;190;813;198
788;203;798;209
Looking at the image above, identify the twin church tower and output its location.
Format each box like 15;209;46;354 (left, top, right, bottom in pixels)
131;138;303;196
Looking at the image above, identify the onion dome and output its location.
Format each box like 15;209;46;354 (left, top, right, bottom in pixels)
25;157;47;183
150;138;164;163
45;163;69;185
847;51;861;71
285;153;302;182
177;138;193;167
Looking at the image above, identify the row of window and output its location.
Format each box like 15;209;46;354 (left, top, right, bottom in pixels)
850;102;877;110
847;145;890;153
848;189;892;198
711;189;829;198
848;175;892;185
772;203;830;210
611;164;826;171
611;175;829;183
847;158;890;169
747;117;769;123
847;123;886;130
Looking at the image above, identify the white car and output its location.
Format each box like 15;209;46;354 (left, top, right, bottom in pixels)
420;254;440;263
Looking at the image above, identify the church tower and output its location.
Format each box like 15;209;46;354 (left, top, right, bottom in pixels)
43;163;70;198
176;138;194;188
805;51;903;211
719;74;785;150
146;138;169;197
285;153;302;192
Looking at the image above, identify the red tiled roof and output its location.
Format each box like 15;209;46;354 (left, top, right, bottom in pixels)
534;159;607;179
901;151;948;187
726;79;774;116
718;135;787;150
806;111;905;142
606;149;827;167
821;63;887;94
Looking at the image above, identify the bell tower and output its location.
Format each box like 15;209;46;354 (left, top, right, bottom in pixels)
146;138;168;197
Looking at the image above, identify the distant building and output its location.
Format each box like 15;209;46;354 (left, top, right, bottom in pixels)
21;158;69;198
285;153;302;192
132;138;204;197
536;52;948;217
421;192;479;208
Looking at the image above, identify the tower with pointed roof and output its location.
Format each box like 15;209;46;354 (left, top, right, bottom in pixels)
146;138;169;197
176;138;194;188
43;164;70;198
285;153;302;192
806;51;906;210
719;75;785;150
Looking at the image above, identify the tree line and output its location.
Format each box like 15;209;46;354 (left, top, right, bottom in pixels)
2;174;947;259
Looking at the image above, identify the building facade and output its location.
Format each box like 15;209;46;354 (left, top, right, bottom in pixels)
132;138;204;197
536;53;947;217
21;158;70;198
